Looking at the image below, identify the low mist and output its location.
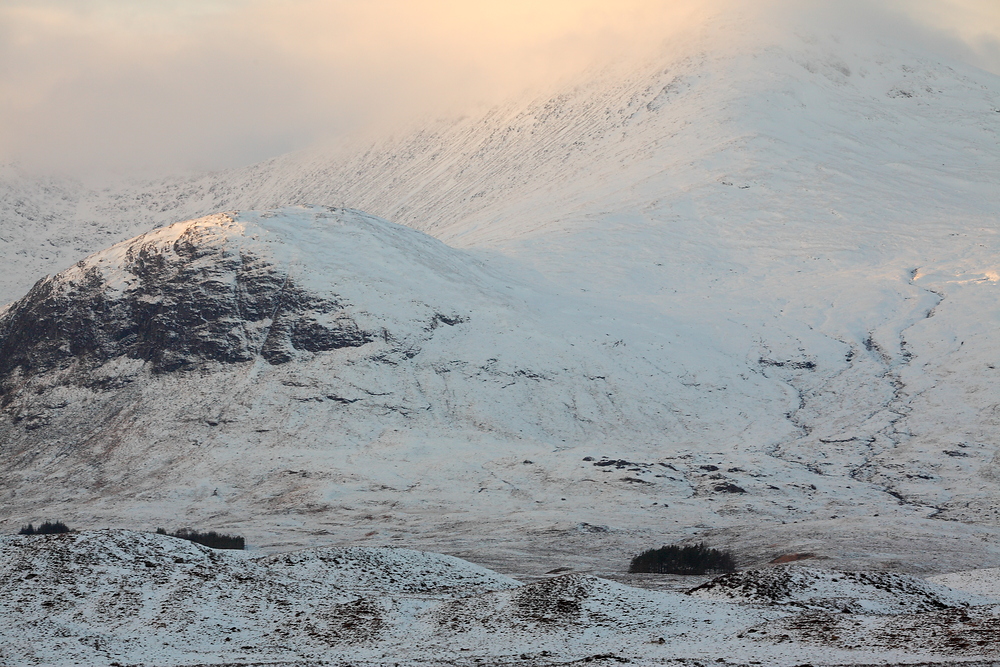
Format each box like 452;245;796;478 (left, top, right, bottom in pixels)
1;0;997;180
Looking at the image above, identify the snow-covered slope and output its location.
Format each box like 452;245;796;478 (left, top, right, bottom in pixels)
2;13;1000;575
929;567;1000;599
3;204;1000;580
688;564;996;614
1;205;810;564
0;530;518;665
3;530;998;666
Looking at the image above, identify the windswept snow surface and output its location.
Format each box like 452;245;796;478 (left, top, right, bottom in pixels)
687;564;997;614
3;530;1000;666
929;567;1000;599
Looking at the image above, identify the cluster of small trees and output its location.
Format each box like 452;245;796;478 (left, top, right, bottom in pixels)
18;521;70;535
156;527;245;550
629;542;736;575
11;520;244;550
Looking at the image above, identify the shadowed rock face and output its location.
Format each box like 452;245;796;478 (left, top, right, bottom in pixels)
0;221;371;397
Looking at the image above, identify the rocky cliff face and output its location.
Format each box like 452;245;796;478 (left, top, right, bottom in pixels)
0;214;371;393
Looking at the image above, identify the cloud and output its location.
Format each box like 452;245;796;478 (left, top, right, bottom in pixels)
906;0;1000;71
762;0;1000;72
0;0;997;179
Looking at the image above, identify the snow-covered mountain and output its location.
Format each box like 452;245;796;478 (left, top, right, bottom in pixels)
0;205;825;567
2;12;1000;579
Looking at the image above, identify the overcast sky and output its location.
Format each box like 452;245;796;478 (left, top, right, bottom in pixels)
2;0;998;180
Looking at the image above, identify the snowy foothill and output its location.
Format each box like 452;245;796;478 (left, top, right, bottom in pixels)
687;564;998;614
2;529;999;666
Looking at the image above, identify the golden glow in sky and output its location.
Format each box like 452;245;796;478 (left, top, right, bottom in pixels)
1;0;998;176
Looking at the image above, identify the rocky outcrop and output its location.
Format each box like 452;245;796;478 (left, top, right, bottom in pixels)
0;213;372;398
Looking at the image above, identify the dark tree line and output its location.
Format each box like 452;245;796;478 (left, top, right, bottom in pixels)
12;521;244;551
19;521;71;535
156;527;245;550
629;542;736;575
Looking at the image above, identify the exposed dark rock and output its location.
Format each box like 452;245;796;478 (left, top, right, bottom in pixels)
593;459;636;468
428;312;467;329
0;220;373;398
759;357;817;370
713;482;747;494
